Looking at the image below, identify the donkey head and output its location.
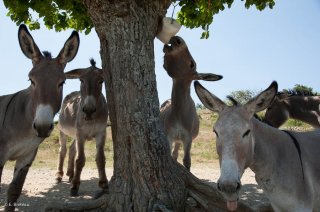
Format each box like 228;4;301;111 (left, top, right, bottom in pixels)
263;92;291;128
163;36;222;82
194;81;277;211
18;24;79;138
65;59;104;120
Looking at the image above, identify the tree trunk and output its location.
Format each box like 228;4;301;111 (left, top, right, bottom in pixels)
83;1;186;211
45;1;254;211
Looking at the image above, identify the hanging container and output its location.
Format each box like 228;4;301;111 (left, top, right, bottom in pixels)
156;17;181;44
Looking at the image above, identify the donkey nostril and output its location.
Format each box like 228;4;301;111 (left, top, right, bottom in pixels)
176;38;181;45
33;122;37;130
217;182;222;191
236;182;241;191
50;123;54;131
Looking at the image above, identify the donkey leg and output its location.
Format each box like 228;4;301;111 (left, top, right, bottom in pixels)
94;131;108;198
0;164;3;192
55;131;68;183
5;149;38;212
183;138;192;171
66;139;76;183
70;138;85;196
172;142;181;161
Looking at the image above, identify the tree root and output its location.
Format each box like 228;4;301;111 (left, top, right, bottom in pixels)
44;166;255;212
185;168;254;211
44;194;109;212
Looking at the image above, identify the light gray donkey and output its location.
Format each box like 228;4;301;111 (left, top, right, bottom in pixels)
0;24;79;212
263;92;320;128
195;80;320;212
160;36;222;170
55;59;108;197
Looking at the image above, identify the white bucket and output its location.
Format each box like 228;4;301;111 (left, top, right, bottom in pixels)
156;17;181;44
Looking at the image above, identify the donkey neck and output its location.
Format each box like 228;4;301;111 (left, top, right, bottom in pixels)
171;79;193;112
0;89;34;137
250;119;305;181
250;119;289;174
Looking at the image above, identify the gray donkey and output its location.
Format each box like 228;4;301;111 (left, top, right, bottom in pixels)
55;59;108;197
0;24;79;212
160;36;222;170
195;81;320;212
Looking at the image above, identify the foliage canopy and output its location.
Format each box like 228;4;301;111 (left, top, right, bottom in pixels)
228;89;258;105
282;84;318;96
4;0;275;37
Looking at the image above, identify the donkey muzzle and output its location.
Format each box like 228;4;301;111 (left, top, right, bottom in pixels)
33;104;54;138
33;122;54;138
217;179;241;211
82;96;97;119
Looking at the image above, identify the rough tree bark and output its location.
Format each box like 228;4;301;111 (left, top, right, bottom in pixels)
84;1;186;211
45;1;254;211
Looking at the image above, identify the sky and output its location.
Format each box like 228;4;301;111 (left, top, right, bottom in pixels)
1;0;320;106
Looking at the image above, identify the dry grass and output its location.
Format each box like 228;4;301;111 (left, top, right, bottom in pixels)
4;108;313;170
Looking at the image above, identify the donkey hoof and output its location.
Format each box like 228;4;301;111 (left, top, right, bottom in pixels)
68;177;73;183
55;177;62;184
94;189;108;199
70;188;79;197
4;205;15;212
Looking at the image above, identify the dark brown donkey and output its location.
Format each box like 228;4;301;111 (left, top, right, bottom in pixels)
263;92;320;128
0;25;79;212
160;36;222;170
55;59;108;197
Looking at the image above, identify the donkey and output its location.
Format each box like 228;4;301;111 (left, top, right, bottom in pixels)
195;81;320;212
160;36;222;170
55;59;108;197
263;92;320;128
0;24;79;212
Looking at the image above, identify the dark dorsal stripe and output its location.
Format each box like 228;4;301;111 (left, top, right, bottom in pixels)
2;91;21;127
283;130;304;180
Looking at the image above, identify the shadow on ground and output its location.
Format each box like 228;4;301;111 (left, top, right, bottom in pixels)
0;177;272;212
205;180;272;211
0;177;102;212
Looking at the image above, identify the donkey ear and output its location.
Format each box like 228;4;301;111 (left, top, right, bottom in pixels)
196;73;223;81
245;81;278;114
65;69;85;79
18;24;43;65
57;31;80;65
194;81;226;113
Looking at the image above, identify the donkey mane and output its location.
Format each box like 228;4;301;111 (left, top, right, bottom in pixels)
226;95;238;106
90;58;96;67
42;51;52;59
226;95;263;121
2;91;21;126
278;89;317;97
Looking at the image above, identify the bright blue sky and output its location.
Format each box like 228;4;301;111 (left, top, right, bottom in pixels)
1;0;320;106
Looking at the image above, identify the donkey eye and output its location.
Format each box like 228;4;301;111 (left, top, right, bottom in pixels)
99;80;104;84
80;79;84;83
242;130;251;138
213;129;219;137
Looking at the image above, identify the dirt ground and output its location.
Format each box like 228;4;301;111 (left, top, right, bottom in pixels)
0;164;270;212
